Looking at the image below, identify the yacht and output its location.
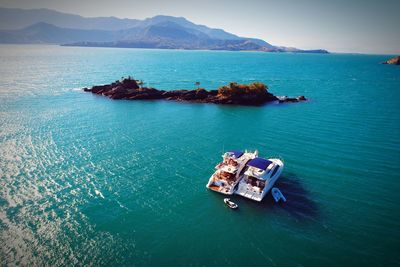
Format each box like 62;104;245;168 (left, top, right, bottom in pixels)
206;150;257;195
235;157;284;201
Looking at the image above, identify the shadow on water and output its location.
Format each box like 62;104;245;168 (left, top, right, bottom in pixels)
273;173;320;220
235;172;320;221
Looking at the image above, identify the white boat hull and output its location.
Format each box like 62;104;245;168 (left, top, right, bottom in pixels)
206;177;236;195
206;151;257;195
234;158;284;202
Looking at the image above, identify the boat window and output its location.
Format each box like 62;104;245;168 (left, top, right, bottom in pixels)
265;164;275;174
271;166;279;177
246;176;259;186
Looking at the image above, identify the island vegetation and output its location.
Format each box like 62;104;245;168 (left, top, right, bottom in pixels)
83;77;306;106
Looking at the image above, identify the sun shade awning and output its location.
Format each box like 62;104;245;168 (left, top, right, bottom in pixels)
247;157;272;170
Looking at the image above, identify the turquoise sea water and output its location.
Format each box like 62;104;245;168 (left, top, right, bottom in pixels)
0;45;399;266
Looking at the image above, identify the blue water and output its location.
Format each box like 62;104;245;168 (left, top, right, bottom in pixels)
1;45;399;266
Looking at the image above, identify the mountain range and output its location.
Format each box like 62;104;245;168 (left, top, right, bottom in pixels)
0;7;328;53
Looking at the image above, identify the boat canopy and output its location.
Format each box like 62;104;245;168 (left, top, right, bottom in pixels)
227;150;244;158
247;157;272;170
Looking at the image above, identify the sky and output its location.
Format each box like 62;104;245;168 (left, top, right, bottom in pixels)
0;0;399;54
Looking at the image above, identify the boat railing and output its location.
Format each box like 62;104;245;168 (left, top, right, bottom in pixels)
270;155;284;163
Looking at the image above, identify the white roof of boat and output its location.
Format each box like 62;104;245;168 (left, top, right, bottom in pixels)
226;151;244;158
245;163;275;179
247;157;273;170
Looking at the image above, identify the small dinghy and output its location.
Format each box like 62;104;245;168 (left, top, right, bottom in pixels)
271;187;286;203
224;198;238;209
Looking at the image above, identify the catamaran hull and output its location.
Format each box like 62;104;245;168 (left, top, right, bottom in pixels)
234;159;284;202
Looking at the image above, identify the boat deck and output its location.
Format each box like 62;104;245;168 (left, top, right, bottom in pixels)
209;185;220;191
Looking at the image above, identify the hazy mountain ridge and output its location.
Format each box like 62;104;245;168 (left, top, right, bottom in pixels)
0;7;328;53
0;7;140;30
0;22;117;44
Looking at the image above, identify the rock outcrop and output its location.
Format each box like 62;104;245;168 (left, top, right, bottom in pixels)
83;77;306;105
277;95;307;103
382;56;400;65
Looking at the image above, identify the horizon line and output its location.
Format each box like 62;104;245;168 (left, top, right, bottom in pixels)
0;6;398;55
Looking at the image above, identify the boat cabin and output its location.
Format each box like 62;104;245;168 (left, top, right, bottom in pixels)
244;157;279;181
214;170;236;183
223;151;243;164
216;150;243;169
235;157;283;201
225;150;244;159
206;150;259;196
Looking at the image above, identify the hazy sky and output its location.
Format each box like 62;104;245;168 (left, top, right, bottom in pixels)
1;0;399;54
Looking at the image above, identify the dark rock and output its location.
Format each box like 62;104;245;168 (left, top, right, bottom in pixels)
128;88;164;99
112;85;128;93
208;90;218;96
382;56;400;65
83;77;305;106
110;93;127;99
181;90;197;100
162;90;187;98
91;84;111;94
121;78;139;89
277;95;307;103
194;88;208;99
279;97;298;103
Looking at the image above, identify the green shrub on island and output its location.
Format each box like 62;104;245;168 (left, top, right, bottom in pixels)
217;82;269;97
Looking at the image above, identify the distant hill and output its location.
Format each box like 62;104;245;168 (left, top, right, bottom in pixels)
0;22;116;44
0;7;328;53
0;7;140;30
